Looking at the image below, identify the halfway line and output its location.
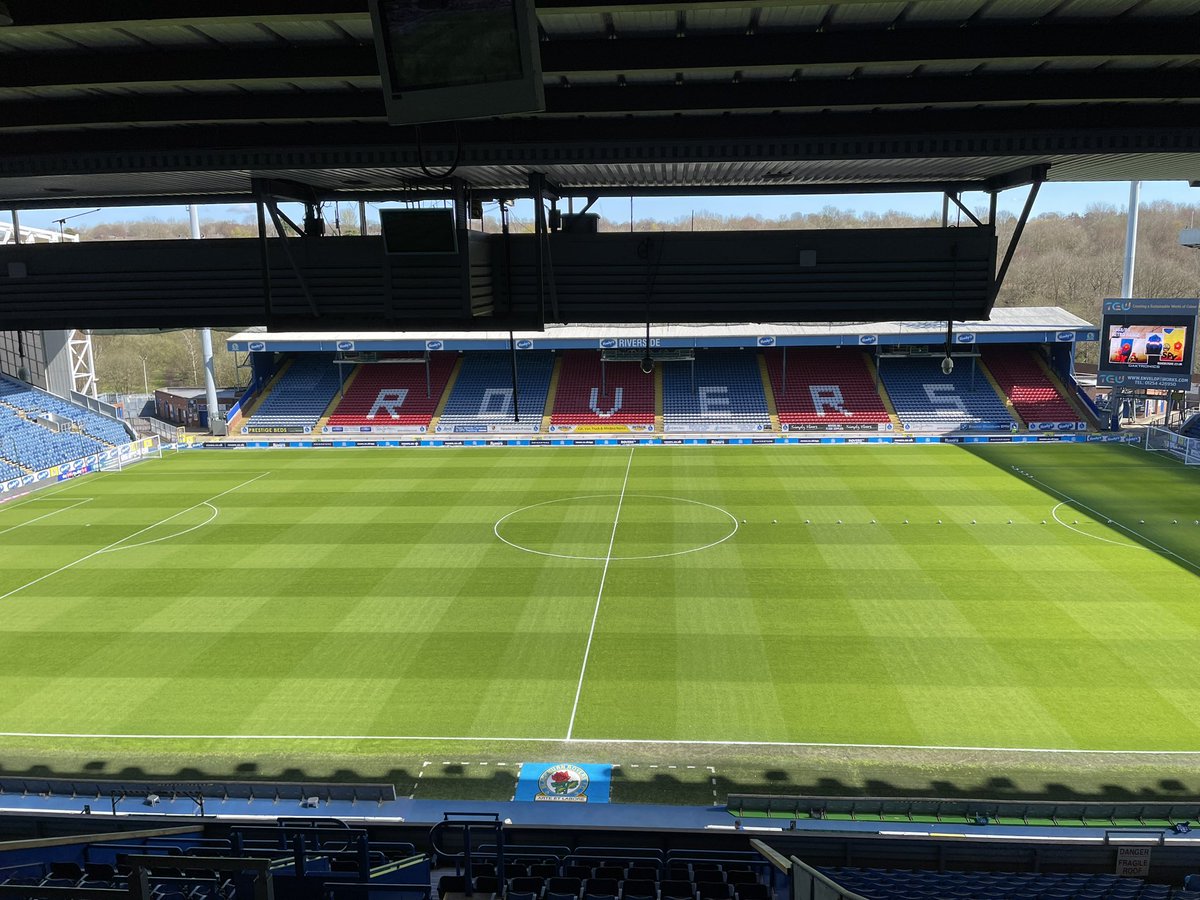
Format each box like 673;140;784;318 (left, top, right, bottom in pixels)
0;473;269;603
565;446;634;740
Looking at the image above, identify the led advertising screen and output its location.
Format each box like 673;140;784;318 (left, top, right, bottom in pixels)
1098;299;1199;390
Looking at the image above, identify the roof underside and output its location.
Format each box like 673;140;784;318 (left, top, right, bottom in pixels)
1;0;1198;207
227;307;1098;344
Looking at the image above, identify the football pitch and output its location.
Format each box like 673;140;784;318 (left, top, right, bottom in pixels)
0;443;1198;804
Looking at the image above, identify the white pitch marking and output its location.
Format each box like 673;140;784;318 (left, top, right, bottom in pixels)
0;729;1196;755
1049;502;1142;549
494;493;738;562
98;502;219;553
1017;470;1199;573
0;476;111;512
0;472;269;603
0;498;93;537
565;447;634;741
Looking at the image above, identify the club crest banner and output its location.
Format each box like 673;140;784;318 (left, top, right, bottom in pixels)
515;762;612;803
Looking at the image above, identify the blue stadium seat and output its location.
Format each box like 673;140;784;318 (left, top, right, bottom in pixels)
244;355;342;432
662;351;770;433
876;357;1015;432
437;351;554;431
0;377;132;446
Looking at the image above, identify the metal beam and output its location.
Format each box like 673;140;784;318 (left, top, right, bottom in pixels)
0;24;1186;90
1;73;1193;129
945;192;983;227
993;176;1044;303
1;0;364;26
1;107;1195;167
539;25;1188;76
0;46;376;90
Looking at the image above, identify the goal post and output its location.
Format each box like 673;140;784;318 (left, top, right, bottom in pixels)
1145;426;1200;465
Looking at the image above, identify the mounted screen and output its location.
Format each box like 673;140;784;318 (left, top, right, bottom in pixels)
368;0;544;124
1098;299;1199;390
380;208;458;254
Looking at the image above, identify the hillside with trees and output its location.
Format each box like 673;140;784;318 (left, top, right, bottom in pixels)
77;200;1200;393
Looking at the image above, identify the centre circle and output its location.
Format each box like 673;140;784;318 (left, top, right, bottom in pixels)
493;493;739;561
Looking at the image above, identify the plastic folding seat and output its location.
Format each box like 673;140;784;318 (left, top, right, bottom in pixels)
622;879;658;900
546;892;581;900
692;871;726;885
585;878;621;898
564;867;592;881
438;875;468;897
547;877;583;898
48;862;83;884
734;884;769;900
85;864;118;883
511;877;544;895
508;892;539;900
724;872;756;887
531;865;560;879
659;880;695;900
696;884;732;900
474;876;501;894
594;868;625;882
626;869;660;882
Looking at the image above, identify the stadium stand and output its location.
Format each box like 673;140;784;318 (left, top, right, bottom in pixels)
662;351;771;432
0;376;131;445
244;355;342;432
0;456;24;480
327;354;457;429
819;866;1185;899
764;348;891;430
0;404;107;473
437;351;554;430
550;351;654;428
983;347;1084;427
878;356;1016;432
1179;413;1200;439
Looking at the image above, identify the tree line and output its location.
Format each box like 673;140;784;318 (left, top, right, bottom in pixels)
78;200;1200;393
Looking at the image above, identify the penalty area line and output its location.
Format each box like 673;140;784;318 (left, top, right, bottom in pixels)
0;498;93;537
0;472;269;603
0;730;1195;756
565;446;634;741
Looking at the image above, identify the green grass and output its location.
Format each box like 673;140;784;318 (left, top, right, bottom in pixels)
0;443;1197;805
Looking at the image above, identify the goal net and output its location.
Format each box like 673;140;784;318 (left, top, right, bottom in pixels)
1145;426;1200;465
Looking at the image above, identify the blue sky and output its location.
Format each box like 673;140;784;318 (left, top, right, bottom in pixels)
13;180;1197;232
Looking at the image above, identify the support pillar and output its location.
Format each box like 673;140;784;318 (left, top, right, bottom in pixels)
1121;181;1141;298
191;205;224;435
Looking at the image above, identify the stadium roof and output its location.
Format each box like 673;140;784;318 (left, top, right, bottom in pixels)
227;305;1098;351
1;1;1198;208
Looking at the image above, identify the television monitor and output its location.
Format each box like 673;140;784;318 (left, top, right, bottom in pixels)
1098;299;1199;390
380;208;459;255
368;0;545;125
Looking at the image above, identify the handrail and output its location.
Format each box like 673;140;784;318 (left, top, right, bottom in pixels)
0;826;201;853
749;840;790;874
789;856;872;900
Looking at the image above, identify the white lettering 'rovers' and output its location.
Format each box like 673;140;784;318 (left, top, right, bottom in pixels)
923;383;966;413
368;388;409;419
809;385;850;418
698;386;730;416
478;388;513;416
589;387;624;417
